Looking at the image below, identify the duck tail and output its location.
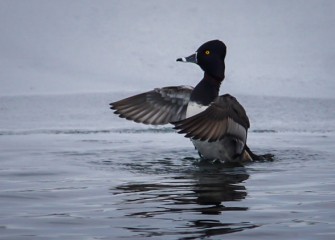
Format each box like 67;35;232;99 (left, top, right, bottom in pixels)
245;145;274;161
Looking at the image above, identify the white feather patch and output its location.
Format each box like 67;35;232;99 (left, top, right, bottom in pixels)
186;102;208;118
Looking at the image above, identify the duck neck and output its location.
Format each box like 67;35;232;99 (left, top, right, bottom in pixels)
190;73;222;105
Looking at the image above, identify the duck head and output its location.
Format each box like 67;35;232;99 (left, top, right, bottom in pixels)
177;40;227;81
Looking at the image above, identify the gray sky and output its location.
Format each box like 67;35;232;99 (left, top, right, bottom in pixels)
0;0;334;98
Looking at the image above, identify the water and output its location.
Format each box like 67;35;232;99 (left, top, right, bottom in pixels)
0;92;334;239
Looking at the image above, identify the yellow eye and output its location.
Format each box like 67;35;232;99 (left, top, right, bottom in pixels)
205;50;210;55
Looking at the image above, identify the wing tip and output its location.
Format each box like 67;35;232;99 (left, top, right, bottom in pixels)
109;102;117;110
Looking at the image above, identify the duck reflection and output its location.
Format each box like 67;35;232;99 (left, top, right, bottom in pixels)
192;161;248;210
112;159;256;238
114;162;249;211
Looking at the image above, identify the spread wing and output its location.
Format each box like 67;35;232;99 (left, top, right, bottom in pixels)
110;86;194;125
172;94;250;143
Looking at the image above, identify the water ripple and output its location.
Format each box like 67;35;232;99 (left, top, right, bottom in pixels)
110;163;254;239
1;127;334;136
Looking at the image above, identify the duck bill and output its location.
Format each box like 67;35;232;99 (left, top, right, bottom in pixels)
176;52;197;64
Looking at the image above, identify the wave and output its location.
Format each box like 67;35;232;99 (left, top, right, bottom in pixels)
251;129;277;133
0;127;176;136
1;127;334;137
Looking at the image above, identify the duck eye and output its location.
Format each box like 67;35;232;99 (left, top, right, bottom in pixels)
205;50;210;55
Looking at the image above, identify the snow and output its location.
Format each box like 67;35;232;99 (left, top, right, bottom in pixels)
0;0;334;98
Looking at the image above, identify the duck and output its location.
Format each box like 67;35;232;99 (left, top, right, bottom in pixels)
110;40;265;163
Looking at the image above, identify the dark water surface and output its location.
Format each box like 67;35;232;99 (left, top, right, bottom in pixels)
0;93;334;239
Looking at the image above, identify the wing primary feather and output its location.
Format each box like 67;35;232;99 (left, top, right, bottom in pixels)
175;118;201;134
119;104;148;118
182;117;209;140
206;121;221;142
190;118;212;141
110;86;194;125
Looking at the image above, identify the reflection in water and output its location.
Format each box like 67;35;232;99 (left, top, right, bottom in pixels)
112;159;258;239
193;162;248;209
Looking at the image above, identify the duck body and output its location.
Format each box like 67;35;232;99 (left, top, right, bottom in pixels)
185;94;251;162
110;40;254;163
183;74;250;162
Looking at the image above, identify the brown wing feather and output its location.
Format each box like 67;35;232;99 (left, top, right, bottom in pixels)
110;86;193;125
172;94;250;142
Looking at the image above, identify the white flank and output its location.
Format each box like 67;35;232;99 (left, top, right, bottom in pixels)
185;102;209;118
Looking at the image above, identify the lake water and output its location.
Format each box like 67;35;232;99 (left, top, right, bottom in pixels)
0;92;334;239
